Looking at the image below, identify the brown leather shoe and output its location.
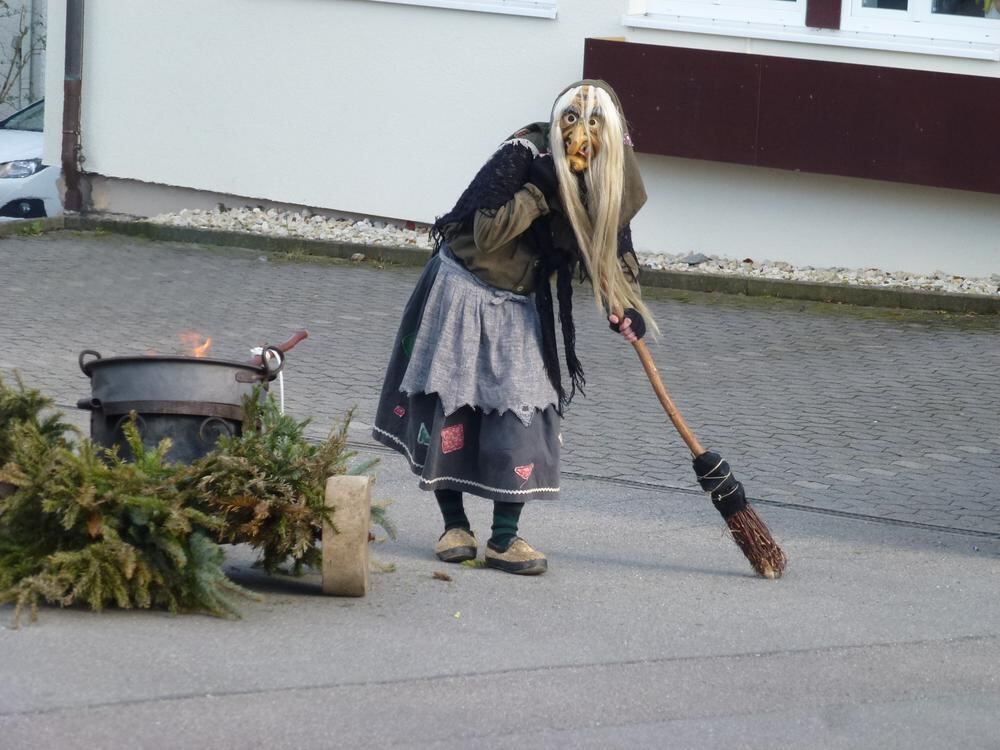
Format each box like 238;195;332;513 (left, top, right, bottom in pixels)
434;528;477;563
485;537;547;575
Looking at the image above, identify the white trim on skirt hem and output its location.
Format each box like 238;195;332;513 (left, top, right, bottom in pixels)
373;425;425;469
373;425;560;497
419;475;560;496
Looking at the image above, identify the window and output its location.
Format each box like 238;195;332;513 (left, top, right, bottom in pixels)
843;0;1000;43
0;100;44;132
364;0;556;18
623;0;1000;57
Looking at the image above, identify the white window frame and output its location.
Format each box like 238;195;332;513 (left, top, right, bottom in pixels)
364;0;557;18
623;0;1000;58
624;0;806;27
842;0;1000;44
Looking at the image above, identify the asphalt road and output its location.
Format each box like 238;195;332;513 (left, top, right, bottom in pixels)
1;232;998;748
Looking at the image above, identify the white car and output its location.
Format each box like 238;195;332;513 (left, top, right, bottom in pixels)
0;100;62;220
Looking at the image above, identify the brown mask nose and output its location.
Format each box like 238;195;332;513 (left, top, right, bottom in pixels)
565;125;591;173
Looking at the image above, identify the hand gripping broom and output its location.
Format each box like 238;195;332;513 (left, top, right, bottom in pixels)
632;339;787;579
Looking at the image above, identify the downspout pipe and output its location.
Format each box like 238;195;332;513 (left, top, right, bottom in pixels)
62;0;84;212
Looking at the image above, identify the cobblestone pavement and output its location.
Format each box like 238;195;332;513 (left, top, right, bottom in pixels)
3;233;998;535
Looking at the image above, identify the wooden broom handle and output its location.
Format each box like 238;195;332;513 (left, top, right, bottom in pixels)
631;339;705;457
273;329;309;353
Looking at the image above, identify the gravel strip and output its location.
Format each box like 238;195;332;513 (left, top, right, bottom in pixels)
151;207;431;249
150;207;1000;297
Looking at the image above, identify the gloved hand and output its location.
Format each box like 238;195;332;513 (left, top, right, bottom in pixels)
608;308;646;341
527;155;559;200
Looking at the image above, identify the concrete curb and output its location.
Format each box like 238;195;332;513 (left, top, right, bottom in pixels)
28;215;1000;314
0;215;66;237
643;268;1000;314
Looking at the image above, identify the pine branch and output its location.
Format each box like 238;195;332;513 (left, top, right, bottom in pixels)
1;379;392;624
193;392;354;574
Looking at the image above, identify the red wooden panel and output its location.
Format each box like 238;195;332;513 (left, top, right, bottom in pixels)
583;38;1000;195
583;38;760;165
756;57;1000;193
805;0;842;29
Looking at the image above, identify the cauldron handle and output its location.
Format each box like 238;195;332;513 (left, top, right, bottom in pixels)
79;350;102;375
261;346;285;378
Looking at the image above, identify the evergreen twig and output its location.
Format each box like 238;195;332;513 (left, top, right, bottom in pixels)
0;379;389;626
193;394;366;575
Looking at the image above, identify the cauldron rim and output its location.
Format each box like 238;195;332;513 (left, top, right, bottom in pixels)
81;354;264;378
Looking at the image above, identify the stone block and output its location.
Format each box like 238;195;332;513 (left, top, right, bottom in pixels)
322;475;371;597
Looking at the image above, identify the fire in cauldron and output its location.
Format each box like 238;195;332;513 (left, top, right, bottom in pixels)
78;330;307;464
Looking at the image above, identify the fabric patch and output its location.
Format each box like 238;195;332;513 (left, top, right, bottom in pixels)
417;423;431;446
440;424;465;454
514;464;534;482
402;332;417;357
393;405;406;418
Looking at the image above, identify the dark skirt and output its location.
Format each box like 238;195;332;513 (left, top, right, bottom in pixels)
372;253;561;503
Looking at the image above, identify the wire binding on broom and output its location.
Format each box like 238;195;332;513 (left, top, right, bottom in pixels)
693;450;787;579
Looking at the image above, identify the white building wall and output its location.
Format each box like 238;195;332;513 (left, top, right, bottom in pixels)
632;154;1000;276
43;0;1000;277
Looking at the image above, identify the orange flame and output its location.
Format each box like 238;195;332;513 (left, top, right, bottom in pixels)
179;331;212;358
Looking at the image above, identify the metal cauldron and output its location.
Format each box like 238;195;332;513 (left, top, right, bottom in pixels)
77;347;284;464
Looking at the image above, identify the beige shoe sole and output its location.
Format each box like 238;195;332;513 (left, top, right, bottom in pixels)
437;545;477;563
484;556;547;575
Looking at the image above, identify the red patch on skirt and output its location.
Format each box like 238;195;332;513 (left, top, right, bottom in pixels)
440;424;464;454
514;464;534;482
393;406;406;418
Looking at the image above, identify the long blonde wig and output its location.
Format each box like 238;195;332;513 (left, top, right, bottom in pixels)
550;85;658;335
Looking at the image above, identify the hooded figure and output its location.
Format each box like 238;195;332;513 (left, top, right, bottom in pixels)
372;80;653;575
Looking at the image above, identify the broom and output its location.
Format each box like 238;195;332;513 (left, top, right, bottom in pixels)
631;339;787;579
